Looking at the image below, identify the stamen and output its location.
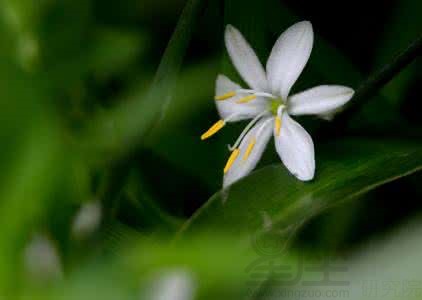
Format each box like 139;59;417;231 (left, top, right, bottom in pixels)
236;89;276;99
224;148;240;173
236;89;255;94
243;137;256;161
255;92;276;98
215;91;236;101
275;116;281;136
201;120;225;140
256;118;274;137
236;95;257;104
277;105;284;116
228;110;268;151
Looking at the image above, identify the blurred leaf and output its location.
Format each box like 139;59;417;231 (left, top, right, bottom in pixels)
145;59;217;141
263;219;422;300
118;170;183;233
0;60;68;296
146;128;225;189
126;234;275;299
89;28;147;80
144;60;222;188
21;262;135;300
0;0;48;69
297;197;366;253
85;0;205;161
0;122;63;294
102;221;144;256
179;139;422;248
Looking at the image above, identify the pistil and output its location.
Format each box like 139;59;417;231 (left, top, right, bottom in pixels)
269;98;285;115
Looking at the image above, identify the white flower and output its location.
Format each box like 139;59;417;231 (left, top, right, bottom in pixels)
142;269;196;300
201;21;355;187
71;201;102;239
24;234;63;281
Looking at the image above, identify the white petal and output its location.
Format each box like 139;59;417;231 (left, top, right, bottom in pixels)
223;117;273;187
146;269;196;300
266;21;314;99
288;85;354;116
71;202;102;239
274;113;315;181
225;25;269;91
215;75;268;122
24;234;63;280
317;109;339;120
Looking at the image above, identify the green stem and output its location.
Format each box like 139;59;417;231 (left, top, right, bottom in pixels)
320;34;422;134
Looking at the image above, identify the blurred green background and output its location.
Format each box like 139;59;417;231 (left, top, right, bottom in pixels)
0;0;421;299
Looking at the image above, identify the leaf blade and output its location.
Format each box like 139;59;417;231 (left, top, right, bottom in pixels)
179;139;422;242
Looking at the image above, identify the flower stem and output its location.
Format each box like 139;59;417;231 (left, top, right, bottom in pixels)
319;34;422;135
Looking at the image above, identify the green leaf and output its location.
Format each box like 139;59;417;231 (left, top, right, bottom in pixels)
84;0;205;161
178;139;422;245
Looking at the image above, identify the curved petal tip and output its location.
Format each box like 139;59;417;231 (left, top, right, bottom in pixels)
266;20;314;99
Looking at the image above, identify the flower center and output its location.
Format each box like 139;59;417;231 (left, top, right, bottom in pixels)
269;97;285;115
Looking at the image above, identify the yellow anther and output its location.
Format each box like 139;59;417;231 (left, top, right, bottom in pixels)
275;116;282;136
215;91;236;101
236;94;257;104
201;120;225;140
224;148;240;173
243;137;256;161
